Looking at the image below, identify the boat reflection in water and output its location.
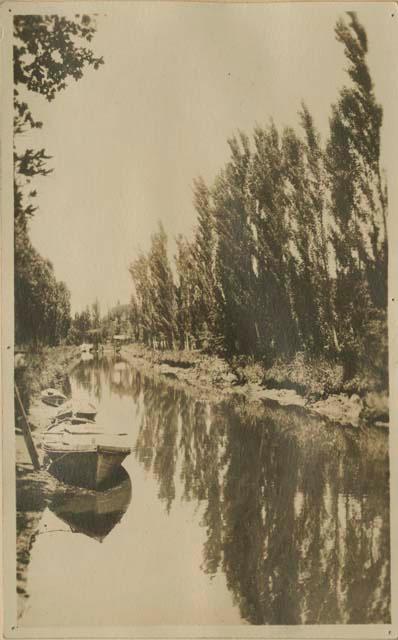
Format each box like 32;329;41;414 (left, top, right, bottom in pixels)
48;468;132;543
19;356;389;626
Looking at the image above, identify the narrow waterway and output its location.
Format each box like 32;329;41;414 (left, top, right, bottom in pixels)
17;354;390;626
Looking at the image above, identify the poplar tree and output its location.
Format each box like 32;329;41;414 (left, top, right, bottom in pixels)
91;299;101;329
282;107;337;354
148;223;177;349
299;105;339;352
129;254;153;345
14;15;104;345
192;177;218;348
175;235;197;349
249;123;299;358
212;134;258;356
326;12;387;361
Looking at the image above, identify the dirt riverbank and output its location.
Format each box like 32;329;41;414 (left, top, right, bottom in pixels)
121;344;388;429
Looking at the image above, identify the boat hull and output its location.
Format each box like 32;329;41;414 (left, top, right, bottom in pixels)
41;388;67;407
55;400;97;423
41;395;66;407
46;446;131;490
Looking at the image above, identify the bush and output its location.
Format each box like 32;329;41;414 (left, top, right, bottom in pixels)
262;352;344;399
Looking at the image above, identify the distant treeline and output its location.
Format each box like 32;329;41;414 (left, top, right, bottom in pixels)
129;13;387;380
66;301;133;345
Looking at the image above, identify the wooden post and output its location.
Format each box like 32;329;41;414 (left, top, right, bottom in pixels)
14;383;41;470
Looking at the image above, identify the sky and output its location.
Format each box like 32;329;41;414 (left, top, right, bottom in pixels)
18;2;397;314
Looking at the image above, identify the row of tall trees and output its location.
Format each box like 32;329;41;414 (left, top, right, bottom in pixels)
129;13;387;377
14;15;103;346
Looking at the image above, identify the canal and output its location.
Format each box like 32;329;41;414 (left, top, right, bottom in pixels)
17;354;390;626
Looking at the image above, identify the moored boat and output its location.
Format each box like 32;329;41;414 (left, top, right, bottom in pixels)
53;399;97;424
43;421;131;489
41;388;67;407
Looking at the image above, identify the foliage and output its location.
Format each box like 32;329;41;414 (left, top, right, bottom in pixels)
15;346;76;410
14;15;104;346
325;12;387;367
15;223;71;346
148;223;178;348
249;122;299;358
175;235;197;349
102;302;134;340
213;133;259;356
66;307;92;344
128;12;387;392
129;224;177;348
14;15;103;100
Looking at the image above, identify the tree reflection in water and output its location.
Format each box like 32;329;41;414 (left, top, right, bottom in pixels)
73;356;103;401
73;358;390;624
131;370;390;625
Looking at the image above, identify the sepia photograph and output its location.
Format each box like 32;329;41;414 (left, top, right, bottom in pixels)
1;1;397;637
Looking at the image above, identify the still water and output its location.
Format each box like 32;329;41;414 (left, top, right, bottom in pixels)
18;355;390;626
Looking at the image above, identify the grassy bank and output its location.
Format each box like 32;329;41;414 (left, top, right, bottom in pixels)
15;345;80;417
14;341;388;431
121;343;388;428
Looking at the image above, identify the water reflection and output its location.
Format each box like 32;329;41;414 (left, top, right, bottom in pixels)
16;452;132;617
49;469;132;542
82;359;388;625
19;356;390;626
72;354;135;400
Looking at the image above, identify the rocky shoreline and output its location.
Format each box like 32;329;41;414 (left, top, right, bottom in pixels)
121;344;389;430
